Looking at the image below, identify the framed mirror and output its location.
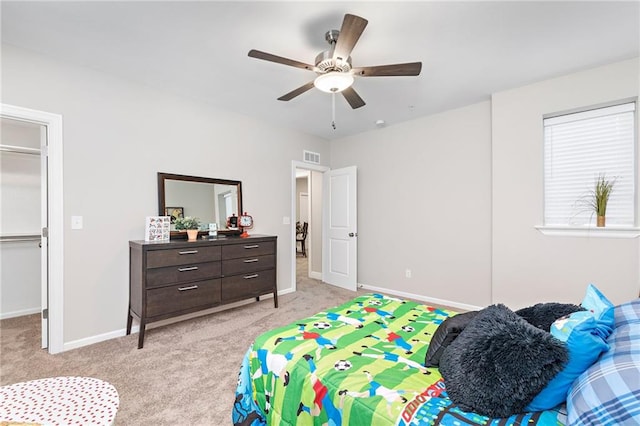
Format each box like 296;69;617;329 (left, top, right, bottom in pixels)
158;172;242;237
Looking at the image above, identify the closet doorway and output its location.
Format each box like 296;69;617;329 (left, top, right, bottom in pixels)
0;118;46;345
1;104;63;354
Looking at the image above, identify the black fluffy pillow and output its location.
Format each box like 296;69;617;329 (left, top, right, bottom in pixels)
439;304;568;418
515;302;584;332
424;311;478;367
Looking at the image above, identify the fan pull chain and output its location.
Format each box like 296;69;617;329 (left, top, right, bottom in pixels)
331;91;336;130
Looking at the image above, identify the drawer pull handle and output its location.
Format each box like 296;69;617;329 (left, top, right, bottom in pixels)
178;250;199;255
244;245;260;249
178;266;198;272
244;274;259;279
178;285;198;291
244;258;259;263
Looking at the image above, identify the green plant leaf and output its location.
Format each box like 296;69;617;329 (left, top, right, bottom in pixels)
574;173;616;218
174;216;201;230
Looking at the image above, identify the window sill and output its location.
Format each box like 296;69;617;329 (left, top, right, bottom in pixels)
535;225;640;238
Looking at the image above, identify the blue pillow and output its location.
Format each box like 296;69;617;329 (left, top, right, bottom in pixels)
581;283;614;326
525;284;614;412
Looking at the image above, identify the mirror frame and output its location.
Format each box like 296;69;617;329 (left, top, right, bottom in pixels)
157;172;243;238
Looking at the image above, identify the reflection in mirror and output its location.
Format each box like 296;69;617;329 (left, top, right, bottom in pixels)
158;173;242;236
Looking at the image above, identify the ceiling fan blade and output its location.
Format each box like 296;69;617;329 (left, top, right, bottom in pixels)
332;14;368;64
341;87;366;109
248;49;318;72
277;81;316;101
352;62;423;77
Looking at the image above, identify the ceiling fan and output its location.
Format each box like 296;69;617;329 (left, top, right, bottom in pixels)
248;13;422;110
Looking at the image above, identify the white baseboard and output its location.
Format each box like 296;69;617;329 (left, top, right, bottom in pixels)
0;307;41;320
64;328;126;351
358;283;484;312
63;290;296;351
309;271;322;280
278;287;295;296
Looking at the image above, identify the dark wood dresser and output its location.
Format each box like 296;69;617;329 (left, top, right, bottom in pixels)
127;235;277;348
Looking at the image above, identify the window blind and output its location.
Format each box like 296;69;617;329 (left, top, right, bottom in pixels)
544;102;636;226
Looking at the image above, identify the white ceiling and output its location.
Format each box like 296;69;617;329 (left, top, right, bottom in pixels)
2;1;638;141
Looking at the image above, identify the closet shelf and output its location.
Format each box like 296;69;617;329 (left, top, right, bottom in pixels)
0;144;41;155
0;234;41;243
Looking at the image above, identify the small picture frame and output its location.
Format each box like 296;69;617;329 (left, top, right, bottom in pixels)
165;207;184;224
145;216;171;241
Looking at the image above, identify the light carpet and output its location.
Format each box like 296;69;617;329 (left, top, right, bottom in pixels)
0;258;358;425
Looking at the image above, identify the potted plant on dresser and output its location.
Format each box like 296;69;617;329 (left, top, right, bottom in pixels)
174;216;201;240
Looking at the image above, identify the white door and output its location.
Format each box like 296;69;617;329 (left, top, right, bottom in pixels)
40;125;48;348
322;166;357;291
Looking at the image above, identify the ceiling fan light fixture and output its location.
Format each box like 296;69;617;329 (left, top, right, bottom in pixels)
314;72;354;93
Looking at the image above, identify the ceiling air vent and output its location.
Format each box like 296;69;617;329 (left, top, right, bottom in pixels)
303;150;320;164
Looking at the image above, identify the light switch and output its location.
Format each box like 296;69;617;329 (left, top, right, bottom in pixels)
283;216;291;225
71;216;83;230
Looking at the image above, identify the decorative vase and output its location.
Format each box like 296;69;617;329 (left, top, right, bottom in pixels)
186;229;199;241
597;215;606;227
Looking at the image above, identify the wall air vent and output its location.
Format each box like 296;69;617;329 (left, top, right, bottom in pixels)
303;150;320;164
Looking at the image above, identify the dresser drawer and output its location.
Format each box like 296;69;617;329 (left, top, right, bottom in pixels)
146;262;221;288
222;241;275;260
222;254;275;276
146;279;221;318
147;246;221;268
221;269;276;302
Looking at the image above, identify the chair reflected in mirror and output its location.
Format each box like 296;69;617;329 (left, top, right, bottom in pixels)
296;221;308;257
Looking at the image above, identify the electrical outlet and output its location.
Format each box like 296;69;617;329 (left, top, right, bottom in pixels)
405;269;412;278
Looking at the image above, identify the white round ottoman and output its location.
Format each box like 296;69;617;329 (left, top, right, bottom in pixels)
0;376;119;426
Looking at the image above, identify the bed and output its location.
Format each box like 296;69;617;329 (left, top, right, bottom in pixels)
232;293;567;425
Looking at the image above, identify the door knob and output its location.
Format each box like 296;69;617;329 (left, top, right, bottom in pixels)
349;232;358;237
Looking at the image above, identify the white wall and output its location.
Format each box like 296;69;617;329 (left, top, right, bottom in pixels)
331;58;640;310
310;170;323;275
492;58;640;308
331;101;493;308
295;176;308;223
2;44;328;345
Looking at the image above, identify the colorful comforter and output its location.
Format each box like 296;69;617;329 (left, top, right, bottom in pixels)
233;293;567;425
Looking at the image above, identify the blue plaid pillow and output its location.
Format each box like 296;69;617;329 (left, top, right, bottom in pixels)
567;298;640;424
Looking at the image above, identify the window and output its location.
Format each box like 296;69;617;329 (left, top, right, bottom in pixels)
544;101;636;227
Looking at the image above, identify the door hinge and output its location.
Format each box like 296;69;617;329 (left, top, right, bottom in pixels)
42;308;48;319
42;227;48;238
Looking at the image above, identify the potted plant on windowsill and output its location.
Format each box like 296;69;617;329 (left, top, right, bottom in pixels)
577;174;616;227
174;216;201;241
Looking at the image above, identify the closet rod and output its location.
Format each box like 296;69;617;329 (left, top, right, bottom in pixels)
0;144;41;156
0;234;41;243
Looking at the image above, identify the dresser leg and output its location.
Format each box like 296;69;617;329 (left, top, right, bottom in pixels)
255;296;259;302
138;321;146;349
273;291;278;308
126;312;133;335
